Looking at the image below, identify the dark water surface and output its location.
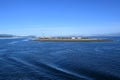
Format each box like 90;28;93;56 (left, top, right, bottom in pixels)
0;37;120;80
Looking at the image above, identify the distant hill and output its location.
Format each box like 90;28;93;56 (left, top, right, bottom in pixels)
0;34;15;37
108;33;120;36
101;33;120;37
90;33;120;37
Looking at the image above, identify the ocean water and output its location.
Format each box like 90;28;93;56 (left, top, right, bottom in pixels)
0;37;120;80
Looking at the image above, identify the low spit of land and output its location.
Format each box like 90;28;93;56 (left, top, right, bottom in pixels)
34;37;113;42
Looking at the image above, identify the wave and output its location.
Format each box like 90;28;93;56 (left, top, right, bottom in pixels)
8;41;20;44
8;39;28;45
2;56;91;80
22;39;29;41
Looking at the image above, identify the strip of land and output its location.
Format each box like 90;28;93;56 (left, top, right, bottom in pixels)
34;37;113;42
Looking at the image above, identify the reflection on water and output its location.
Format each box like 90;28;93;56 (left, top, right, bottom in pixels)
0;37;120;80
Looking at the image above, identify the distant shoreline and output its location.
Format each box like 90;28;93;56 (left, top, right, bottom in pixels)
0;36;13;38
34;38;113;42
34;40;113;42
0;36;21;39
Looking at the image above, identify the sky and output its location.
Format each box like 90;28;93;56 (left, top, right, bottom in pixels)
0;0;120;36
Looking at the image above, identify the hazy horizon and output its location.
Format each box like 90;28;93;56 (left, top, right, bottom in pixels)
0;0;120;36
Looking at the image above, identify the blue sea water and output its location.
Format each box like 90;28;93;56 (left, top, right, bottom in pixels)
0;37;120;80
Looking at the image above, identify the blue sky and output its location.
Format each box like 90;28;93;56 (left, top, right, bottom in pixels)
0;0;120;36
